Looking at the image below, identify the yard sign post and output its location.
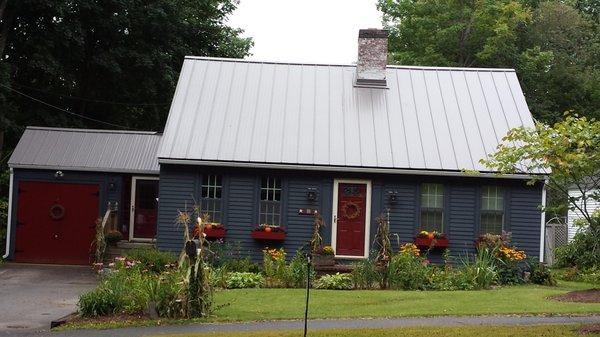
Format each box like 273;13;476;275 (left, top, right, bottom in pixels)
304;253;311;337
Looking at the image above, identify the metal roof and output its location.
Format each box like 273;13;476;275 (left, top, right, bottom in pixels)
9;127;161;174
158;56;536;174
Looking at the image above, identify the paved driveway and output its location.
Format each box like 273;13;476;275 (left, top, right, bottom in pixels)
0;263;96;335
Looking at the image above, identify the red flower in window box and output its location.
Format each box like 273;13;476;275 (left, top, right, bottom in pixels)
251;224;286;241
193;223;226;239
414;231;449;248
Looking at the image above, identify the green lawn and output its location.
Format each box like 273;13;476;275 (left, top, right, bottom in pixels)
57;281;600;331
148;325;585;337
213;281;600;321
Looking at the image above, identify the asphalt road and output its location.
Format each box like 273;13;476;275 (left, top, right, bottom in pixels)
0;263;96;336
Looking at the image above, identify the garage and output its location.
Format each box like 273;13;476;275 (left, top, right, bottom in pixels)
15;181;100;264
4;126;161;265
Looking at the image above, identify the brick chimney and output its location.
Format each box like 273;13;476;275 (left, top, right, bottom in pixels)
356;29;388;88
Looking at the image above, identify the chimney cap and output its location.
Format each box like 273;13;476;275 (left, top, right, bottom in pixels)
358;29;389;39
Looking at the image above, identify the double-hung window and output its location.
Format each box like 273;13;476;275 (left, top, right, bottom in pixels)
260;177;282;226
200;175;223;223
480;186;504;234
420;183;444;232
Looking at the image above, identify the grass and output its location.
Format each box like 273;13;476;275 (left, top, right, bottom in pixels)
147;325;586;337
57;281;600;331
212;281;600;321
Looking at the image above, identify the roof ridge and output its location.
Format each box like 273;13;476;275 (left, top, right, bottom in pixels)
26;126;161;135
184;56;517;73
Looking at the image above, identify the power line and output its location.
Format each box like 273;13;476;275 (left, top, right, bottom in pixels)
0;84;134;130
10;82;171;106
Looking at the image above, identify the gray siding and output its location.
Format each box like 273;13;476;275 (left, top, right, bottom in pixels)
157;164;543;262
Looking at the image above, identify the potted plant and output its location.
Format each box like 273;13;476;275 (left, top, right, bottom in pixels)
251;224;286;241
313;245;335;266
104;230;123;247
414;230;449;248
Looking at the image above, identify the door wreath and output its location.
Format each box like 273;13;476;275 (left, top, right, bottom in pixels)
341;201;361;220
49;204;65;220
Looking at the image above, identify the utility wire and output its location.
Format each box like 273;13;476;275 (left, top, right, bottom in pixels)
10;82;171;106
0;84;134;130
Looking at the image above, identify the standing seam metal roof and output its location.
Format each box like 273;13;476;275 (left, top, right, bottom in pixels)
9;127;161;174
158;57;536;173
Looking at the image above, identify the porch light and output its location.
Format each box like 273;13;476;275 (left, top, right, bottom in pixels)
307;188;317;202
387;190;398;204
54;170;64;179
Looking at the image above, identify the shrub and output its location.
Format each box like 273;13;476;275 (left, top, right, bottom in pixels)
221;257;260;273
315;273;353;290
287;250;314;288
351;256;379;289
555;266;600;285
387;251;430;290
126;248;177;273
527;260;556;286
262;248;288;288
225;272;264;289
555;213;600;270
459;248;498;289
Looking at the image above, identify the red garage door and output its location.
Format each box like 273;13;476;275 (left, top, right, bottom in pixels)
15;181;99;265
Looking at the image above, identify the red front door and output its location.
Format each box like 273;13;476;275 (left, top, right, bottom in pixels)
335;182;368;257
15;181;99;265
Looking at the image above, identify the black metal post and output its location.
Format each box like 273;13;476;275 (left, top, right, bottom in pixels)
303;253;311;337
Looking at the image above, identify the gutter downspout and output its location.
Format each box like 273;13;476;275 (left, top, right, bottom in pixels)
539;180;547;263
3;168;13;259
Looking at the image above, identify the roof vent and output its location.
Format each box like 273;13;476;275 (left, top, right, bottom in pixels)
356;29;388;88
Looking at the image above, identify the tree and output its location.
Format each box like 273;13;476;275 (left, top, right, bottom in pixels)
378;0;600;124
0;0;252;155
481;114;600;226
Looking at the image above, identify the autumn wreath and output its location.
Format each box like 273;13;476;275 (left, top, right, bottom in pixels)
341;201;361;220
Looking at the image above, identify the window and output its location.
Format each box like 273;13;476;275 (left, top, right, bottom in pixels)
200;175;222;223
480;186;504;234
260;177;282;225
420;183;444;232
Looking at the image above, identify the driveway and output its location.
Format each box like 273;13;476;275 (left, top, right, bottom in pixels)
0;263;96;335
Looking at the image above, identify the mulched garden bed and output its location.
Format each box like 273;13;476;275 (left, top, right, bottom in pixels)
552;289;600;303
580;323;600;335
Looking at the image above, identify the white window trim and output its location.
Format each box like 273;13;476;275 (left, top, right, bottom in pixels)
331;179;372;259
129;176;160;242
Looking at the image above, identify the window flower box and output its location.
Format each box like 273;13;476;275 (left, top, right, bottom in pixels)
192;223;225;239
414;231;449;248
251;224;286;241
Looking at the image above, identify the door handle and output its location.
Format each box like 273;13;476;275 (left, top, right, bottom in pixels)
333;215;337;223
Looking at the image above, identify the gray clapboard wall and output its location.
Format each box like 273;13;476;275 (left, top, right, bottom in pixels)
156;164;543;262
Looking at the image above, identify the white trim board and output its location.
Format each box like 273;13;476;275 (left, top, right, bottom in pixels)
129;176;160;242
331;179;372;259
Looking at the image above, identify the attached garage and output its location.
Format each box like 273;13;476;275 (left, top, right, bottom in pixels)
4;127;161;265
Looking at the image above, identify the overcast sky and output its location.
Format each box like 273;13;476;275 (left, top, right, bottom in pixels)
228;0;383;64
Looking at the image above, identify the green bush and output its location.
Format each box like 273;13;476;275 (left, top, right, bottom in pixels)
0;197;7;254
287;251;314;288
315;273;353;290
555;211;600;270
459;248;498;289
387;252;429;290
554;266;600;285
78;267;187;317
221;258;260;273
125;248;177;273
225;272;264;289
527;260;556;286
351;256;380;289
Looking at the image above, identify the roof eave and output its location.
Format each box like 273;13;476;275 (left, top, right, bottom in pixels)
157;158;540;180
9;163;159;175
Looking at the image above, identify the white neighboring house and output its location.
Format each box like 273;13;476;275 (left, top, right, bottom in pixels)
567;188;600;241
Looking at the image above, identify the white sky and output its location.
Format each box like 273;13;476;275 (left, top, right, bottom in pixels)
228;0;383;64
